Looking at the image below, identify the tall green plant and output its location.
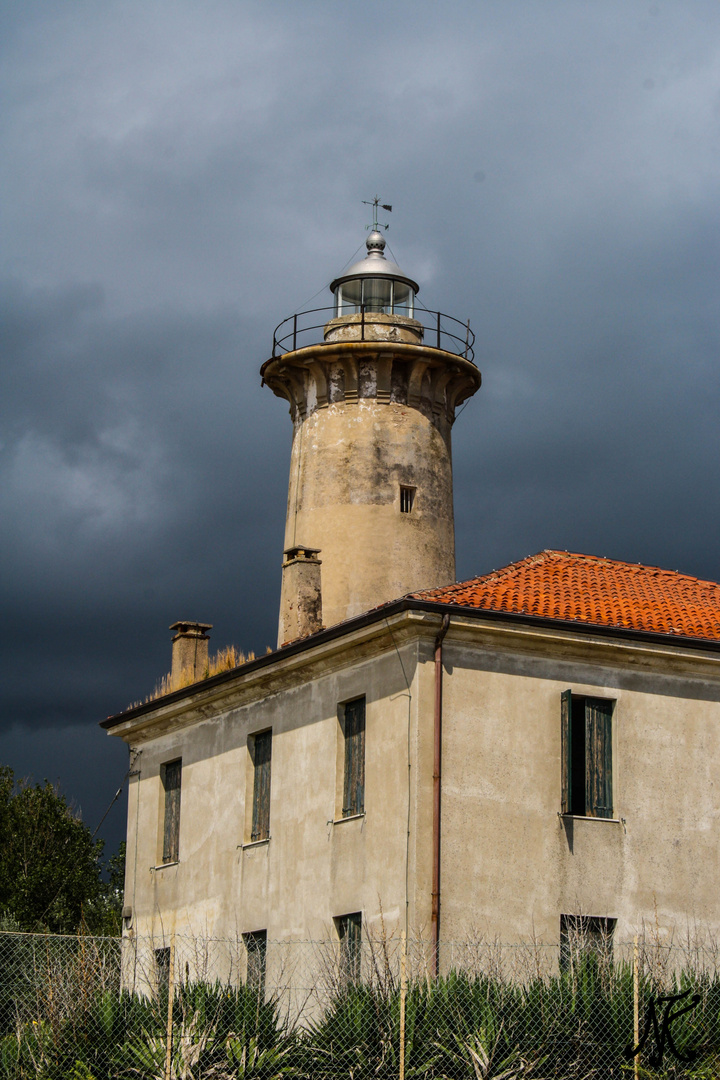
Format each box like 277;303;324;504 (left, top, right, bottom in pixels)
302;958;720;1080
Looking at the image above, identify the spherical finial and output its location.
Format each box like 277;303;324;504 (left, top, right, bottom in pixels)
366;229;386;256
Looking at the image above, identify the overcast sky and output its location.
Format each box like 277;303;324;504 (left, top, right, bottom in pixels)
1;0;719;858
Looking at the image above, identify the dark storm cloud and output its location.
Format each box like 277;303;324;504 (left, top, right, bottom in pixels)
1;0;719;851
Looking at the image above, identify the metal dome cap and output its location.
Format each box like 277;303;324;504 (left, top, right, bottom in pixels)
330;230;420;294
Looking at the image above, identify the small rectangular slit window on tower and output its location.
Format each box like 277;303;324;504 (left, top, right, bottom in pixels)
400;485;415;513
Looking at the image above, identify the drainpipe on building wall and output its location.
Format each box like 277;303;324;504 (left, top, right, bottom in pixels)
431;612;450;978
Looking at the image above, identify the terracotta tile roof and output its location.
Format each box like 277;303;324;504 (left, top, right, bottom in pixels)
411;550;720;642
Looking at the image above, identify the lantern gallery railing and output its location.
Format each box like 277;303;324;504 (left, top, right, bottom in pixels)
271;306;476;364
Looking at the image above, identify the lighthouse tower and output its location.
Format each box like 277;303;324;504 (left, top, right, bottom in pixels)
262;215;481;644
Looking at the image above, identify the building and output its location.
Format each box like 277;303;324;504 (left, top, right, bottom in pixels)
102;223;720;977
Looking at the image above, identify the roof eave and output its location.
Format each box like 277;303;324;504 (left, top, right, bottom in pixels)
100;598;720;732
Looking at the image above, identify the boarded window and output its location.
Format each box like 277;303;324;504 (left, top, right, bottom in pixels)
251;730;272;842
560;914;616;972
161;759;181;864
244;930;267;995
342;698;365;817
336;912;362;983
561;692;613;818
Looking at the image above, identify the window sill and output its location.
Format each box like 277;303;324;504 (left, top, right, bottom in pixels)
152;860;179;870
240;838;271;849
559;813;624;824
332;813;366;825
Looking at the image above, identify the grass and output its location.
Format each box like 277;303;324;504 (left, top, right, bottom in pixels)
142;645;258;705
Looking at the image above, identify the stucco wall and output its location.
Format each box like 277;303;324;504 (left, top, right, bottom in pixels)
117;612;720;962
282;398;456;632
123;634;424;945
437;623;720;945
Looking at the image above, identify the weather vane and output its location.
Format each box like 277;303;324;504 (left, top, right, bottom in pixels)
362;195;392;232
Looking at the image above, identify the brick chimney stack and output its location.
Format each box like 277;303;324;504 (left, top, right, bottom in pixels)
170;621;212;689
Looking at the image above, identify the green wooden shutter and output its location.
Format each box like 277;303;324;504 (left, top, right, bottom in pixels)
251;731;272;841
560;690;572;814
343;698;366;817
585;699;613;818
162;759;182;863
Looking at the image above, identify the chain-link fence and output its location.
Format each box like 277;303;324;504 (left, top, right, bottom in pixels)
0;927;718;1078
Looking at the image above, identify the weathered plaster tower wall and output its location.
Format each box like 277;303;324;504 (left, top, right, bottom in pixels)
262;230;480;642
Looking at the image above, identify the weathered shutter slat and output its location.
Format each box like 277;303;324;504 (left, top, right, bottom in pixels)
162;759;181;863
560;690;572;815
343;698;365;816
585;699;613;818
355;701;365;813
251;731;272;841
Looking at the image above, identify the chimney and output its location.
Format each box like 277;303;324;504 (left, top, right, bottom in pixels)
278;546;323;646
170;621;212;689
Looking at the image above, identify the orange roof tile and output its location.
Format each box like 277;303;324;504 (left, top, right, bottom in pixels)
411;550;720;642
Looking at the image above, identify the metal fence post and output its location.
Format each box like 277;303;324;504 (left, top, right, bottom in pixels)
633;936;640;1080
164;935;176;1080
399;929;407;1080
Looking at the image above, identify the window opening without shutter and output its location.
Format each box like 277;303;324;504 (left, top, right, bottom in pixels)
560;915;616;972
337;912;362;983
244;930;267;995
154;947;171;990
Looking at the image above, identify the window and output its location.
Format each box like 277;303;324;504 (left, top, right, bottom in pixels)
334;278;415;318
561;691;613;818
342;698;365;817
155;947;171;990
161;759;182;863
244;930;267;995
399;485;415;514
336;913;362;983
560;915;616;973
250;730;272;842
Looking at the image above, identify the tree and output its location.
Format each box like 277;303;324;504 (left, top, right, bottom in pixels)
86;840;126;936
0;765;118;934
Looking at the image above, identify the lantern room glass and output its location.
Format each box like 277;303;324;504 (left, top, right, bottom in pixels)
334;278;415;318
392;280;413;316
363;277;392;313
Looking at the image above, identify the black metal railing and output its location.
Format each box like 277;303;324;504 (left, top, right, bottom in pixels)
271;306;475;364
